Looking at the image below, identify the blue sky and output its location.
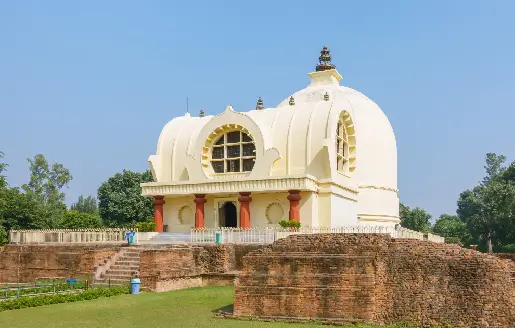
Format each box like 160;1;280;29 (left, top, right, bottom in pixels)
0;1;514;220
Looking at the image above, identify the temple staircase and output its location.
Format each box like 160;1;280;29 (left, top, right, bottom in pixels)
93;247;148;286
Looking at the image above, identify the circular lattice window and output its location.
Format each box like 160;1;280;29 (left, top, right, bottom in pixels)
202;125;256;175
178;205;194;225
265;203;284;224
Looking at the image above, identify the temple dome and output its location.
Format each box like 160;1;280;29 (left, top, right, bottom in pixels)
146;46;400;227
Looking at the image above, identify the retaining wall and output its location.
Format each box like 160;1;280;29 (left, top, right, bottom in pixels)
233;234;515;327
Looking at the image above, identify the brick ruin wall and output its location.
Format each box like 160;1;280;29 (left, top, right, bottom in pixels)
139;244;267;292
0;244;121;282
234;234;515;328
493;252;515;262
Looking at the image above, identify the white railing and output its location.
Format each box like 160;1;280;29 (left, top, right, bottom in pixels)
190;226;441;244
426;233;445;243
9;229;129;244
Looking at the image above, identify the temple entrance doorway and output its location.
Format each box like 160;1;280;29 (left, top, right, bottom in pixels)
219;201;238;228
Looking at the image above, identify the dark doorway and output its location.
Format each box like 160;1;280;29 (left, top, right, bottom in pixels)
220;202;237;228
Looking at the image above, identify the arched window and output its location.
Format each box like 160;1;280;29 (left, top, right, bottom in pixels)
211;131;256;173
336;118;348;172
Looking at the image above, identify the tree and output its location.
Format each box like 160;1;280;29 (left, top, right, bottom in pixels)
70;195;98;214
432;214;470;245
0;187;42;230
21;154;72;228
457;153;515;253
0;151;7;189
97;170;154;227
399;203;432;232
482;153;507;185
0;220;7;245
60;210;103;229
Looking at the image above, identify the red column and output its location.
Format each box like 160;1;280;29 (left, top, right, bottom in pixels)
287;190;302;222
238;192;252;229
194;194;207;229
153;196;165;232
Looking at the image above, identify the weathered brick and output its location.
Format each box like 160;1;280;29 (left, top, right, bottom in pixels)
233;234;515;328
0;244;121;282
139;244;267;292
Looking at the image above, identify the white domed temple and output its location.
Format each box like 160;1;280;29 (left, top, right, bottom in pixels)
141;46;400;232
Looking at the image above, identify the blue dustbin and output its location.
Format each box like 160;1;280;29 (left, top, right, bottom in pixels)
215;231;222;244
130;278;141;294
125;231;135;245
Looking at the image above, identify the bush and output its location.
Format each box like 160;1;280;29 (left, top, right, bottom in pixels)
0;224;7;245
0;285;130;312
278;220;301;229
501;244;515;253
134;221;156;232
444;237;463;246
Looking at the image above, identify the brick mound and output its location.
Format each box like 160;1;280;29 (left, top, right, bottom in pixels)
233;234;515;327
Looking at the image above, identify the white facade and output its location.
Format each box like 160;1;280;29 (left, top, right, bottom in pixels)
141;54;400;231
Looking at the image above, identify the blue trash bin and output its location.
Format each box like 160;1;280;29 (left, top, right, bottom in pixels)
130;278;141;294
215;231;222;244
125;231;135;245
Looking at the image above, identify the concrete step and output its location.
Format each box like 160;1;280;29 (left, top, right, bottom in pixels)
106;269;137;275
102;274;134;280
110;265;139;271
122;250;144;254
118;257;140;262
116;260;140;266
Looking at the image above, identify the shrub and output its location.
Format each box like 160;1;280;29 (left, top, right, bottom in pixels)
278;220;301;229
134;221;156;232
501;244;515;253
0;285;130;312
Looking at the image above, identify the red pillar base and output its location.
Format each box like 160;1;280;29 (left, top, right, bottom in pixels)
194;194;207;229
287;190;301;222
153;196;165;232
238;192;252;229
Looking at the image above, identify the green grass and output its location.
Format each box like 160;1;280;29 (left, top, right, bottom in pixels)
0;286;415;328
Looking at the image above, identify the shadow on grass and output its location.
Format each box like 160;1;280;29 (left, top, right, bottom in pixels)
213;304;234;314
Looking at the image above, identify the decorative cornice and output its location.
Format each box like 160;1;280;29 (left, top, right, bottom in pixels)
358;185;398;193
141;176;319;196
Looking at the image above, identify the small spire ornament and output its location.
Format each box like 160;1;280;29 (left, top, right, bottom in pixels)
324;92;330;101
316;45;336;72
289;96;295;106
199;109;205;117
256;97;264;110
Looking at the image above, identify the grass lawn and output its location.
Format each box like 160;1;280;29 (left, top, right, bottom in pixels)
0;286;413;328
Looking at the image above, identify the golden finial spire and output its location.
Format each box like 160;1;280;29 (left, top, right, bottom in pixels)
256;97;264;110
199;109;205;117
316;45;336;72
289;96;295;106
324;92;329;101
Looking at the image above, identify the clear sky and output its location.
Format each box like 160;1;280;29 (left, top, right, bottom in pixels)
0;1;514;220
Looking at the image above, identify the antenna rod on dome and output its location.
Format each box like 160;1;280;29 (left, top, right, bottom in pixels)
186;97;189;113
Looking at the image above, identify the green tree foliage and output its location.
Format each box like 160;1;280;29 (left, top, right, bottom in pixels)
21;154;72;228
0;219;7;245
70;195;98;214
432;214;470;245
457;153;515;253
399;203;432;232
0;187;42;230
97;170;154;227
0;151;7;188
60;210;103;229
